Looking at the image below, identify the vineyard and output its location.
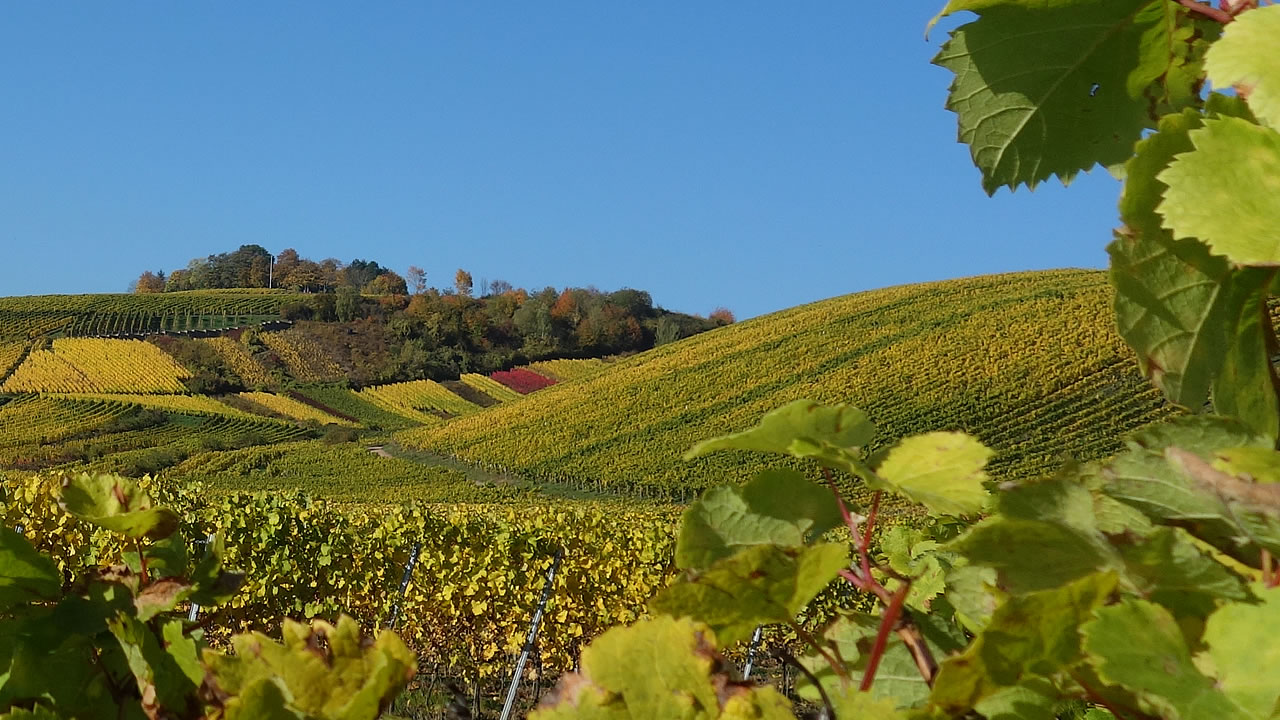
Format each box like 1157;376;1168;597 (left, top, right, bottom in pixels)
237;391;358;426
360;379;483;420
292;385;422;430
0;290;301;340
2;471;681;679
1;338;193;393
260;329;347;382
202;336;276;388
398;270;1176;499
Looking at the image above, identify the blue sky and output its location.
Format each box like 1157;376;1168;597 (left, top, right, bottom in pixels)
0;3;1123;319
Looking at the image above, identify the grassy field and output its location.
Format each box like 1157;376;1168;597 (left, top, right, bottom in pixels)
397;270;1176;499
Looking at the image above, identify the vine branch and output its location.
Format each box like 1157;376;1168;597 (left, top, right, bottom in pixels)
777;648;836;720
860;583;910;692
1172;0;1234;23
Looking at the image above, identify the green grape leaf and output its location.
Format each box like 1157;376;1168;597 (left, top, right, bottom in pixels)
1205;5;1280;128
1158;117;1280;265
144;532;189;579
223;679;303;720
161;618;204;687
684;400;875;478
972;677;1059;720
872;432;992;516
206;615;416;720
1109;107;1270;413
649;543;848;646
1210;270;1280;441
1213;446;1280;484
1105;420;1280;559
58;473;179;540
879;526;948;610
931;572;1117;714
826;690;905;720
933;0;1204;194
1203;586;1280;718
1116;527;1252;619
945;564;1004;635
795;613;931;710
0;527;61;610
529;616;793;720
676;468;844;570
108;612;201;718
954;475;1119;593
1082;599;1252;720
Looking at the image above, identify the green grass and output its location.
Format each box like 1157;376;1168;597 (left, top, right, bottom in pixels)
397;270;1176;500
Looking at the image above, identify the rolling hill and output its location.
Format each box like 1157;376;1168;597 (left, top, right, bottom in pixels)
396;269;1177;500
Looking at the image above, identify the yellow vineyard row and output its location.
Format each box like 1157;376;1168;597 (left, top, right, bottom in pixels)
1;338;192;394
525;358;609;382
203;337;275;388
361;379;480;420
260;330;345;383
460;373;523;404
238;391;357;427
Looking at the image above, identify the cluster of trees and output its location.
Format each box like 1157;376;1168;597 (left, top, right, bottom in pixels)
286;283;731;384
133;245;407;295
133;245;735;384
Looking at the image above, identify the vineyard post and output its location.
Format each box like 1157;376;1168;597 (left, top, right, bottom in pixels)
741;625;764;679
386;541;422;630
187;533;216;622
498;547;564;720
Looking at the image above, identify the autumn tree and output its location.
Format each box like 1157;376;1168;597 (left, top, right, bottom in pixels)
709;307;735;325
134;271;166;294
364;271;408;296
407;266;427;295
454;269;474;297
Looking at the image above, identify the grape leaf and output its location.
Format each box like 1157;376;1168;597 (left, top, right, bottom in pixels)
1203;586;1280;718
0;527;61;611
206;616;416;719
1103;418;1280;559
931;572;1117;714
58;473;179;540
1204;5;1280;128
1209;271;1280;439
1082;599;1252;720
1158;117;1280;266
530;616;794;720
1115;527;1252;619
972;677;1059;720
954;474;1120;593
676;468;844;570
649;543;848;646
108;612;202;718
684;400;875;478
872;432;992;516
1109;107;1271;415
933;0;1204;193
795;613;931;710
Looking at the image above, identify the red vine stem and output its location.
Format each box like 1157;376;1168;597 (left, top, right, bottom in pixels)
1173;0;1234;22
861;582;910;691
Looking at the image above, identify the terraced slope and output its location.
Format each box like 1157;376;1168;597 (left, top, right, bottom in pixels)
0;290;300;340
398;270;1176;499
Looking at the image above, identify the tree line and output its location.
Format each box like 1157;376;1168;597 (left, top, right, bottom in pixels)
133;245;735;386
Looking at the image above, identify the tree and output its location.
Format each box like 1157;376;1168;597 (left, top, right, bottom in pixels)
134;270;165;293
364;271;408;296
274;249;300;288
407;266;427;295
454;268;474;297
709;307;735;325
336;286;361;322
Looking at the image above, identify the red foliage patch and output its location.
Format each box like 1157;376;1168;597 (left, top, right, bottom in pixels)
490;368;556;394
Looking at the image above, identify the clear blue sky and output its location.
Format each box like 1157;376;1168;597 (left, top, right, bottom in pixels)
0;3;1123;319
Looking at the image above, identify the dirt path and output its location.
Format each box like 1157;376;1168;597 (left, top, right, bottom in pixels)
367;445;393;458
